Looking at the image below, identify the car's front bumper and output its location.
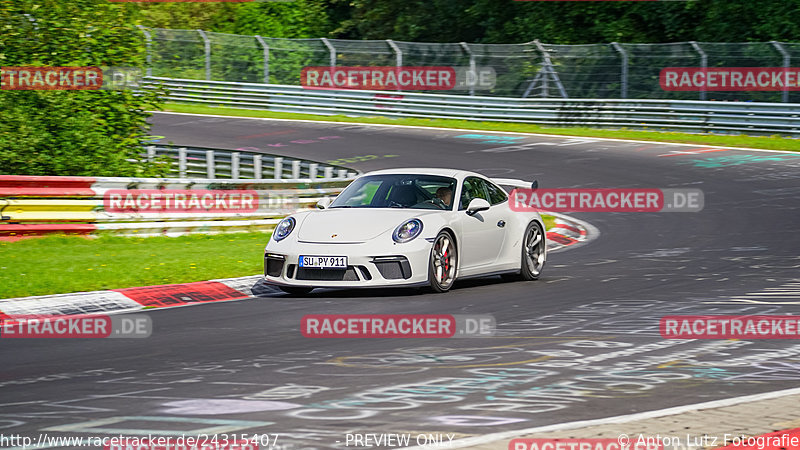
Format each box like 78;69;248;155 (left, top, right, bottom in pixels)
263;238;434;288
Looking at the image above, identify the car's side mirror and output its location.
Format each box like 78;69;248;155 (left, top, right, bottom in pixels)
316;197;332;209
466;198;491;216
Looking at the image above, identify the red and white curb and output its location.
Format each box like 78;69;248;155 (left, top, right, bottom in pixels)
0;277;263;321
545;211;598;252
0;214;596;318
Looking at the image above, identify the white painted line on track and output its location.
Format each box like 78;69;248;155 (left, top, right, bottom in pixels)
399;386;800;450
152;111;800;155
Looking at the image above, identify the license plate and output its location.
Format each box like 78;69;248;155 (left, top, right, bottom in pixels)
299;255;348;268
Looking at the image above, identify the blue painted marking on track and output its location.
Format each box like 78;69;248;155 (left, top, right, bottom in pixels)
454;134;526;144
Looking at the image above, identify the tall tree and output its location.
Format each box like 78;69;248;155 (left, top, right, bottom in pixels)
332;0;800;44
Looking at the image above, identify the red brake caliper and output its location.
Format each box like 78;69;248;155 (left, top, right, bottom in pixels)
443;248;449;279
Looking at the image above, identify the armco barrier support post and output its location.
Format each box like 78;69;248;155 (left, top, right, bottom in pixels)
611;42;628;99
690;41;707;101
178;147;187;178
137;25;153;77
536;42;548;97
197;30;211;81
255;35;270;84
534;40;568;99
460;42;476;96
206;150;215;179
324;167;334;179
321;38;336;68
337;169;347;178
772;41;790;103
253;154;262;180
309;163;319;180
292;161;301;179
273;157;283;180
231;152;240;180
146;146;156;162
387;39;403;93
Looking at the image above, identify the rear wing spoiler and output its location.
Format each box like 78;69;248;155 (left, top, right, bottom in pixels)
491;178;539;190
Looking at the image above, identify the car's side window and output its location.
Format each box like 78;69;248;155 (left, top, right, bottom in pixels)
421;180;456;209
486;181;508;205
459;177;489;210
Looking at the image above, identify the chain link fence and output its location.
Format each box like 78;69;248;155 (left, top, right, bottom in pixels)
109;27;800;102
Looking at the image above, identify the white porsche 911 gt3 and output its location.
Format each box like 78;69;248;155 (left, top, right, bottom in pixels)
263;168;546;294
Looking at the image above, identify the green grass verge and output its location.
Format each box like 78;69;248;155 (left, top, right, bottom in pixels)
162;103;800;152
0;232;271;298
1;215;557;298
542;215;556;231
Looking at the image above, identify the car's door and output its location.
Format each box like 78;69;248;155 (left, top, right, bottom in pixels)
458;176;508;270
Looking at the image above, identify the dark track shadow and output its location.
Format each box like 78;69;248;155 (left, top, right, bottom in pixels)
250;275;519;299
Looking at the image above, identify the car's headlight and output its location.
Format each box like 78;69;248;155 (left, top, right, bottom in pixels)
273;217;296;242
393;218;423;243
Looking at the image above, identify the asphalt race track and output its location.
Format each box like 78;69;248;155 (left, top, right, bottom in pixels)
3;112;800;449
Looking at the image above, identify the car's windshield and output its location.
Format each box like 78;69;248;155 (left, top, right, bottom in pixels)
329;174;457;210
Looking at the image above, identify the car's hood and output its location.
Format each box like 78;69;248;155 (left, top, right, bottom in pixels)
297;208;437;243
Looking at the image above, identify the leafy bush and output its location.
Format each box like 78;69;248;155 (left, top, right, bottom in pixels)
0;0;167;176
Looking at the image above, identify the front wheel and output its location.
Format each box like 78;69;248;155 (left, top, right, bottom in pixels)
428;230;457;292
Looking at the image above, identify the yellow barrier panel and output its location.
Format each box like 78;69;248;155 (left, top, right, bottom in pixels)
2;199;99;222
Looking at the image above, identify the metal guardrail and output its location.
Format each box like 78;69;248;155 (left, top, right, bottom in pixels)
0;175;353;239
142;144;359;180
147;77;800;136
1;146;361;239
138;29;800;102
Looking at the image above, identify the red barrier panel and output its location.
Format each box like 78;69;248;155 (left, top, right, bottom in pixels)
0;223;96;241
0;175;96;197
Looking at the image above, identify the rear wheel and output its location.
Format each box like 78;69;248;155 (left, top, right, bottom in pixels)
520;221;545;280
502;221;546;282
279;286;314;296
429;230;457;292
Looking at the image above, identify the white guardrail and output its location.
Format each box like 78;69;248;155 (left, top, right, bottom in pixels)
146;77;800;137
1;146;360;239
143;144;358;180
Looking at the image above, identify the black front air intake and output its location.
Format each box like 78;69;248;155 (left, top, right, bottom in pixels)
265;254;285;277
295;266;360;281
372;256;412;279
